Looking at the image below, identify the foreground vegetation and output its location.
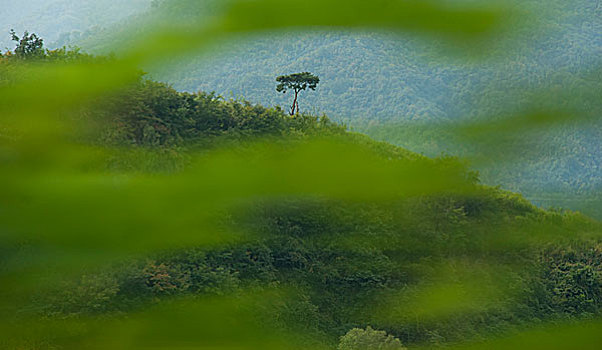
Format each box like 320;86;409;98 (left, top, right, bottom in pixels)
2;35;601;349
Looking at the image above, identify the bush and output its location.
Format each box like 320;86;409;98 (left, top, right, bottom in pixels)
339;326;406;350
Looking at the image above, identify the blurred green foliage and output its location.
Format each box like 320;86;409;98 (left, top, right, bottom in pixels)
1;1;601;349
94;0;597;218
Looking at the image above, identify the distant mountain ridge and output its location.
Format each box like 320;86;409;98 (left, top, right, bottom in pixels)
0;0;149;50
2;0;600;217
141;0;602;218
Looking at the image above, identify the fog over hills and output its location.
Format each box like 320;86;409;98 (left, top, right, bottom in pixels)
3;3;602;348
144;0;602;218
0;0;149;50
2;0;600;217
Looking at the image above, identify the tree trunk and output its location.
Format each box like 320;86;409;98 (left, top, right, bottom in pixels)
290;89;299;116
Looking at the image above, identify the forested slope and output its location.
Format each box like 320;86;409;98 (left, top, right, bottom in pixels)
142;0;600;122
23;0;597;124
2;40;602;349
46;0;601;217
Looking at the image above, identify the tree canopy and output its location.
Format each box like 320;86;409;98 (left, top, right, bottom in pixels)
339;327;407;350
276;72;320;115
9;29;44;59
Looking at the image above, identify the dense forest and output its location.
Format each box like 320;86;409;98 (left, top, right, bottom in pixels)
148;0;601;219
360;119;602;219
2;28;602;349
20;0;599;218
1;1;601;349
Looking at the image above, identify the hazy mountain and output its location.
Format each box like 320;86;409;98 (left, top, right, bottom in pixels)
2;0;600;217
0;0;149;50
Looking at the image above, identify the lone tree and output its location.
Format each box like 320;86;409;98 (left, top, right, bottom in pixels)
276;72;319;115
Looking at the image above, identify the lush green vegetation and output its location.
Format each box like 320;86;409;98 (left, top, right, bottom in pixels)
137;0;600;217
339;327;406;350
3;35;602;349
359;120;602;219
1;1;601;349
32;189;602;347
4;1;600;216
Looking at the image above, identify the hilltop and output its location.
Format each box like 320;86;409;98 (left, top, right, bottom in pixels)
21;0;598;218
2;29;602;350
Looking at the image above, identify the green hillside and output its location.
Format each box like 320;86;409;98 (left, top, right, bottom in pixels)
51;0;601;217
359;119;602;219
2;2;602;348
2;41;602;349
